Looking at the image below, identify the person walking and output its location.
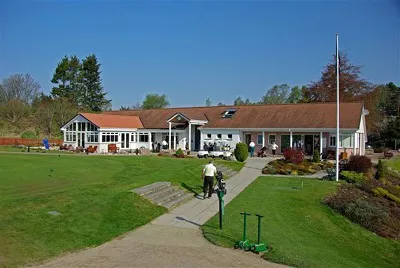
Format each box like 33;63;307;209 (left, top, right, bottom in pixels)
202;160;217;199
249;140;255;157
271;141;279;157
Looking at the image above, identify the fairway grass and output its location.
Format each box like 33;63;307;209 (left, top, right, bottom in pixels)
0;153;242;267
202;177;400;268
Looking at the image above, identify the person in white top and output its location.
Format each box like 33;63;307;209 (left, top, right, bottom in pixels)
202;160;217;199
161;140;168;150
249;141;256;157
271;142;279;157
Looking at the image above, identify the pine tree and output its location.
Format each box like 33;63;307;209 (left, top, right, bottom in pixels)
80;54;111;112
51;56;81;103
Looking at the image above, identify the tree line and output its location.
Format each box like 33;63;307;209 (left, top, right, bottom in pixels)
0;54;110;138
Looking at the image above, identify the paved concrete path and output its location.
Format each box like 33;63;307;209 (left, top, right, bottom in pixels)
34;158;285;268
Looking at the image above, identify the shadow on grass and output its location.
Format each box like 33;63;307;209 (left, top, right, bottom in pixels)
181;183;204;198
201;225;237;246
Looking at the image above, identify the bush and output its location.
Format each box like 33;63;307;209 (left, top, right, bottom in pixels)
344;199;388;230
282;148;304;164
346;155;372;174
234;142;248;162
175;148;185;158
340;171;365;184
372;187;400;204
312;149;320;163
375;160;388;180
262;166;276;174
374;147;385;153
21;131;37;139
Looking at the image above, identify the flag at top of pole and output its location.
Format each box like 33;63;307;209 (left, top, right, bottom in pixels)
335;33;340;182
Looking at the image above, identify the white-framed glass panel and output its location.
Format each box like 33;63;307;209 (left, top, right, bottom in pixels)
139;133;149;142
268;134;276;144
257;134;263;145
227;134;233;139
217;134;222;139
330;136;336;147
207;134;211;139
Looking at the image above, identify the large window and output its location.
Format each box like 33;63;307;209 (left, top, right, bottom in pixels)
257;134;263;145
66;133;76;142
101;133;118;143
87;133;99;143
131;132;137;142
138;133;149;142
268;134;276;144
339;135;352;148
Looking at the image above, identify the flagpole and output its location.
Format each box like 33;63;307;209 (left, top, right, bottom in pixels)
336;33;340;182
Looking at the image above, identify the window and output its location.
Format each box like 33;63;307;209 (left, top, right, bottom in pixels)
101;133;118;143
217;134;222;139
227;134;233;139
330;136;336;147
138;133;149;142
339;135;352;148
268;134;276;144
207;134;211;139
257;134;263;145
131;133;136;142
222;109;237;118
66;133;76;142
87;133;98;143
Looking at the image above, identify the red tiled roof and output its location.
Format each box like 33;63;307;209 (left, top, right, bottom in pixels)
104;102;364;130
80;113;143;129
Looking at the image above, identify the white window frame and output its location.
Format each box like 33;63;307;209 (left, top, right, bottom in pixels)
329;136;336;147
217;134;222;139
257;134;263;145
227;134;233;139
268;134;276;145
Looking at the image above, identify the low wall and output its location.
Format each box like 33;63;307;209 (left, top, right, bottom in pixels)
0;138;63;146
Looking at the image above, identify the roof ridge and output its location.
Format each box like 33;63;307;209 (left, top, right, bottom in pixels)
110;101;363;112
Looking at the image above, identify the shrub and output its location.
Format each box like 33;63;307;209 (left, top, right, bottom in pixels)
282;148;304;164
344;199;388;230
21;131;37;139
312;149;320;163
340;171;365;184
175;148;185;158
234;142;248;162
346;155;372;174
372;187;400;204
262;166;276;175
375;160;388;180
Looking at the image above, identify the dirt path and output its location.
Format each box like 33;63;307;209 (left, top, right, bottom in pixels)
33;224;284;268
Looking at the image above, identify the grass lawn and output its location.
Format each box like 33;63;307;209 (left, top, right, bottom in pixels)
202;177;400;268
0;153;243;267
388;155;400;171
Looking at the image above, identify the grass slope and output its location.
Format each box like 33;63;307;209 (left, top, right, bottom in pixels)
388;156;400;172
202;177;400;268
0;154;242;267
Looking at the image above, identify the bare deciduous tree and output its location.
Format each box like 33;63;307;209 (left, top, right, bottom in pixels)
0;74;41;104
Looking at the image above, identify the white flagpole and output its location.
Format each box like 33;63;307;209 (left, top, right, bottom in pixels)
336;33;340;182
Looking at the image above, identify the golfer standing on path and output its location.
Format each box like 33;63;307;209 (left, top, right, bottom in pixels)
249;140;255;157
202;160;217;199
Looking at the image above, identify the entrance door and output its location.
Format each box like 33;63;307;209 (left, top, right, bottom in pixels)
78;133;85;147
121;133;130;149
195;126;201;151
305;135;314;155
244;134;251;151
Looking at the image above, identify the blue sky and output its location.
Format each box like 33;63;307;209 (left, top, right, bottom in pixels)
1;0;399;109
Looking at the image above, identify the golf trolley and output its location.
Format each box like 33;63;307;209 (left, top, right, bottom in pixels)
214;170;227;195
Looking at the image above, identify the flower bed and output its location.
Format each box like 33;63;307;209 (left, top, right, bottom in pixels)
262;159;333;175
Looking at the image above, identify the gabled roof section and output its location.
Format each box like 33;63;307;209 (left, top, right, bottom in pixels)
103;102;364;130
167;112;191;122
80;113;143;129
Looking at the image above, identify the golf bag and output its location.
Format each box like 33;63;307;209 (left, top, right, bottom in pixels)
215;170;227;194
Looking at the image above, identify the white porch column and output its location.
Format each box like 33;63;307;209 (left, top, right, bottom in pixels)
188;123;192;151
174;131;177;150
289;130;293;148
262;131;265;147
148;132;151;149
320;132;323;156
353;133;357;155
168;122;172;150
63;131;66;143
